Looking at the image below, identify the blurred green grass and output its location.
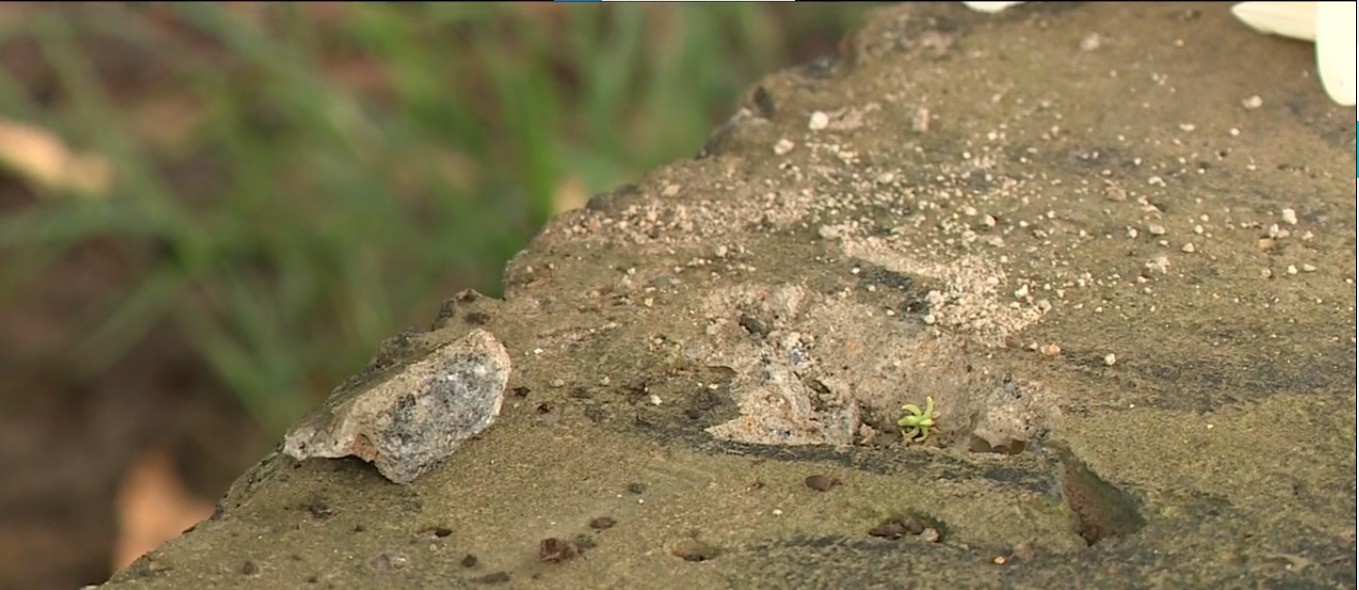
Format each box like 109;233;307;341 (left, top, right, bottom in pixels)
0;3;874;435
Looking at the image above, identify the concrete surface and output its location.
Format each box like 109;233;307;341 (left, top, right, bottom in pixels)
98;3;1356;589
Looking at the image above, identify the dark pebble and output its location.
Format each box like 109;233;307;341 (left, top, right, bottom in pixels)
899;515;926;535
589;516;617;529
868;521;908;540
461;554;478;568
804;474;840;492
868;515;925;540
240;561;257;575
303;496;333;519
738;314;768;337
671;539;721;562
539;538;580;563
627;482;647;494
470;571;511;584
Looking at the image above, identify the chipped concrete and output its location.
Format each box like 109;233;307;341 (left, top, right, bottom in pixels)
98;3;1355;589
282;329;510;485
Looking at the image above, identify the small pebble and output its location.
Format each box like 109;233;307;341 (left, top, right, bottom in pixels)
470;572;510;585
589;516;617;530
868;515;926;540
539;538;580;563
1040;343;1062;357
1242;95;1263;109
1181;242;1195;253
1287;265;1298;275
1281;208;1298;225
370;552;409;571
672;539;721;562
1145;255;1170;274
773;139;795;156
804;474;840;492
1256;238;1275;252
809;111;829;131
913;106;931;132
1104;353;1118;366
461;554;479;568
1301;264;1317;273
1148;224;1167;236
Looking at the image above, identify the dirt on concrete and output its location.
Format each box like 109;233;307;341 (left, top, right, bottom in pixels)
98;3;1356;589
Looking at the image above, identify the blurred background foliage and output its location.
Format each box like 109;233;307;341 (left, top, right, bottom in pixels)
0;3;876;437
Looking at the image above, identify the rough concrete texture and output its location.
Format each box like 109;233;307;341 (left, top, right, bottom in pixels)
99;3;1355;589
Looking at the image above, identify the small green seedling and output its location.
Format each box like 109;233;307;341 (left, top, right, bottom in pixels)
898;395;937;444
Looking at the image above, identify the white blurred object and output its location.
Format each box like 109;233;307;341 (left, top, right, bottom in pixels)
962;1;1358;107
962;1;1025;13
1231;2;1318;40
1311;2;1356;106
1233;2;1356;105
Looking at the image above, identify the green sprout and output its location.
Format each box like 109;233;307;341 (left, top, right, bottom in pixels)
898;396;937;444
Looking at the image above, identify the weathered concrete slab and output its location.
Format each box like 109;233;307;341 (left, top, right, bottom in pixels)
99;3;1355;588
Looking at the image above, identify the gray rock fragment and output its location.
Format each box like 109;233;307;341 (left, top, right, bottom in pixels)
282;329;511;484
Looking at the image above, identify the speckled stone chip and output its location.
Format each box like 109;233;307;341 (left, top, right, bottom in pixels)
282;329;511;484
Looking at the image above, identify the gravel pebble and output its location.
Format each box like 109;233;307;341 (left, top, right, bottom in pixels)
672;539;721;562
809;111;829;131
804;474;840;492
